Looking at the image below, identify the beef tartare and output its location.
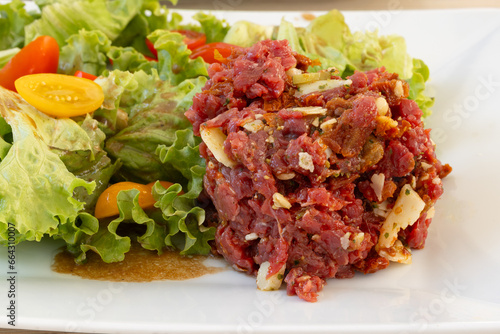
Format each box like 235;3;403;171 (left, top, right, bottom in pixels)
185;40;451;302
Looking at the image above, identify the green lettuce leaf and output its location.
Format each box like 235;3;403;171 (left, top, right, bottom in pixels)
155;128;214;255
0;115;12;161
113;0;181;56
148;29;208;85
104;73;206;183
407;58;434;117
0;0;37;49
0;87;95;243
0;92;118;214
24;0;142;46
223;20;274;48
67;188;163;264
0;48;20;69
56;116;122;212
108;26;211;83
277;19;305;54
306;10;351;52
65;128;213;263
107;46;156;74
59;29;112;76
193;12;229;43
276;19;345;73
15;100;94;153
62;211;129;264
93;69;159;135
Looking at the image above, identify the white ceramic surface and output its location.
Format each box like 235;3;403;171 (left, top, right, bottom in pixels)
1;8;500;334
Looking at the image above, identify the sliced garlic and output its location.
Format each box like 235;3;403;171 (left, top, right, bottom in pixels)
294;79;352;97
394;80;404;98
319;118;337;131
200;126;236;168
256;261;286;291
245;232;259;241
376;115;398;129
370;173;385;202
276;172;296;180
298;152;314;172
340;232;351;250
376;184;425;255
289;106;327;116
272;193;292;209
375;97;389;116
378;239;412;264
242;119;264;133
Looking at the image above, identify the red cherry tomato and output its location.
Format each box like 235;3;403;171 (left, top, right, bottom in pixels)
74;70;98;81
144;55;158;62
145;38;158;59
189;42;242;64
171;30;206;50
0;36;59;92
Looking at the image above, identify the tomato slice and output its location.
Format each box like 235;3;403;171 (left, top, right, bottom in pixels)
189;42;242;64
15;73;104;118
74;70;97;81
145;38;158;59
171;30;206;50
144;55;158;62
94;181;175;219
0;35;59;92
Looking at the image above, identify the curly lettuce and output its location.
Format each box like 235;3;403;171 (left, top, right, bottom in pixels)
147;29;208;85
64;128;213;264
102;70;206;183
193;12;229;44
113;0;181;56
24;0;142;46
155;128;214;255
0;87;95;243
0;0;38;49
58;29;112;76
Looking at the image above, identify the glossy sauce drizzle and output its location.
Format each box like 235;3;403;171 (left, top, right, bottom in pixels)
52;242;225;282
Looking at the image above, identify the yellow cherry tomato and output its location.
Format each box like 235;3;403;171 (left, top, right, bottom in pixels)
14;73;104;118
94;181;175;219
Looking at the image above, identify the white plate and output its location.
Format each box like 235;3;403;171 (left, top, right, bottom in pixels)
2;8;500;334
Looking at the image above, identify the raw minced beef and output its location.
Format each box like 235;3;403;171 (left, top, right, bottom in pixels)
185;40;451;302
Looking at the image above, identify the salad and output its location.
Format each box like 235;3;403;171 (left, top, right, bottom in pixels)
0;0;437;282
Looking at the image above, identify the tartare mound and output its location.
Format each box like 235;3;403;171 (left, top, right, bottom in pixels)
185;40;451;302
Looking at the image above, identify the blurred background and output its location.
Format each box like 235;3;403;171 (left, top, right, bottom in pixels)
169;0;500;10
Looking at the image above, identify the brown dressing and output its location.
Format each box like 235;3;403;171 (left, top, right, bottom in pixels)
52;242;225;282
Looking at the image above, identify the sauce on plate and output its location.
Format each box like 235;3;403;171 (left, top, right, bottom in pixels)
52;242;225;282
